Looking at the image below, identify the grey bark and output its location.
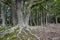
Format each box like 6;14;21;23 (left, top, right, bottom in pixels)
16;1;25;27
46;4;48;26
41;10;43;26
1;3;5;26
16;0;31;27
24;10;31;26
56;16;58;24
10;0;16;26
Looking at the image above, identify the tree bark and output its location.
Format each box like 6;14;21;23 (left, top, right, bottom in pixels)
10;0;17;26
1;3;5;26
41;9;43;26
46;4;48;26
16;1;25;27
24;9;31;26
56;16;58;24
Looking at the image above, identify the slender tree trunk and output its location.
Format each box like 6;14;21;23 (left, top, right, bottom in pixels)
46;4;48;26
1;4;5;26
41;9;43;26
56;16;58;24
46;14;48;25
24;9;31;26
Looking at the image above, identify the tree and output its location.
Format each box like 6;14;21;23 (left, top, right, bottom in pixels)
1;2;6;26
10;0;17;26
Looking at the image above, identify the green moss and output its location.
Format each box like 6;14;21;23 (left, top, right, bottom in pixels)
14;27;20;32
0;34;2;38
3;32;15;38
18;31;37;40
11;36;19;40
0;26;37;40
0;38;3;40
0;27;5;31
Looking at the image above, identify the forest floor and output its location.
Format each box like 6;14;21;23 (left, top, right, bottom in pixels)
29;24;60;40
0;24;60;40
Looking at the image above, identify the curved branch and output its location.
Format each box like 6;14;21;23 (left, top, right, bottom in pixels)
0;1;11;6
28;0;45;9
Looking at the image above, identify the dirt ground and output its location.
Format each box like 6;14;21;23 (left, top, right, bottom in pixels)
29;24;60;40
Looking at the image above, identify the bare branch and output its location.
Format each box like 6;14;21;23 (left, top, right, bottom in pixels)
28;0;45;9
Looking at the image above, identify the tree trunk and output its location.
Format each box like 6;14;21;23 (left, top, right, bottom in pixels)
56;16;58;24
46;4;48;26
16;1;25;27
41;9;43;26
46;14;48;25
24;9;31;26
1;4;5;26
10;0;16;26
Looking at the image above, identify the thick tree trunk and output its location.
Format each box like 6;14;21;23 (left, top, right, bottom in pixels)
16;1;25;27
16;0;31;27
10;0;16;26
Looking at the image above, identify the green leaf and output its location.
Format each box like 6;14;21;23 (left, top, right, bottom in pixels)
57;0;60;3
